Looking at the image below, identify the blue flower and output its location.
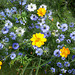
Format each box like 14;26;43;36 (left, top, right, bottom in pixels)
2;37;9;42
10;32;16;40
57;62;63;68
11;7;17;14
70;31;75;41
61;57;65;60
69;22;74;27
35;25;40;29
72;55;75;60
35;48;43;56
61;68;67;73
64;61;70;67
0;43;3;49
68;69;72;73
66;39;71;44
10;53;16;59
40;24;50;33
72;69;75;75
19;0;27;5
60;23;68;32
2;26;9;34
18;52;23;56
54;49;61;57
50;67;55;73
59;34;65;41
12;43;19;50
44;31;51;37
30;14;38;21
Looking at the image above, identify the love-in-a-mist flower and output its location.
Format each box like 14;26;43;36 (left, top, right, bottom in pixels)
60;47;70;58
37;8;46;17
30;33;47;47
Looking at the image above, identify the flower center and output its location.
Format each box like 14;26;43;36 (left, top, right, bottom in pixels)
36;38;40;42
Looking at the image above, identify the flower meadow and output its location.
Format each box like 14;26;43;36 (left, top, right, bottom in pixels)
0;0;75;75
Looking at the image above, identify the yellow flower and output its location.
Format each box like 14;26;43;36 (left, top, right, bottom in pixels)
37;8;46;17
30;33;47;47
60;47;70;58
0;61;2;66
0;66;1;70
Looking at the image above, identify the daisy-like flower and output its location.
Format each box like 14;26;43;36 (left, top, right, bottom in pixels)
64;61;70;67
40;24;50;33
35;48;43;56
10;53;16;59
30;33;47;47
11;7;17;14
44;31;51;37
16;27;26;36
30;14;38;21
60;23;68;32
39;4;47;10
37;8;46;17
37;18;45;26
70;31;75;41
12;43;19;50
1;26;9;34
52;30;59;37
27;3;37;12
5;20;13;28
66;39;71;44
54;49;61;57
60;47;70;58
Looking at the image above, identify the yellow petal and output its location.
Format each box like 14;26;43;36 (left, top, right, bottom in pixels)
0;66;1;69
32;42;36;45
0;61;2;65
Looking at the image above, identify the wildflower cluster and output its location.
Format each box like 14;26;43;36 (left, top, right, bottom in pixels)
0;0;75;75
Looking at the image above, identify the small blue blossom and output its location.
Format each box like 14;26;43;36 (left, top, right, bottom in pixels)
61;57;65;60
35;48;43;56
64;61;70;67
70;31;75;41
12;43;19;50
18;52;23;56
68;69;72;74
61;68;67;73
2;26;9;34
66;39;71;44
50;67;55;73
57;62;63;68
44;31;51;37
10;53;16;59
69;22;74;27
54;49;61;57
72;55;75;60
59;34;65;41
19;0;27;5
10;32;16;40
2;37;9;42
0;43;3;49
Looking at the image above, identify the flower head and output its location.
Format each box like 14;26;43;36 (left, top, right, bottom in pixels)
30;33;47;47
37;8;46;17
0;61;2;65
60;47;70;58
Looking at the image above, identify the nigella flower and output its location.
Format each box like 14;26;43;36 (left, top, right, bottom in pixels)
57;62;63;68
56;22;61;29
29;23;34;29
19;0;27;5
64;61;70;67
1;26;9;34
66;39;71;44
61;57;65;60
72;55;75;60
61;68;67;73
72;69;75;75
5;20;13;28
39;4;47;10
68;69;72;74
18;52;23;56
33;45;38;49
10;53;16;59
12;43;19;50
60;23;68;32
53;49;61;57
69;22;74;27
35;48;43;56
27;3;37;12
50;67;55;73
30;14;38;21
35;25;40;29
44;31;51;37
2;37;9;42
70;31;75;41
40;24;50;33
47;10;52;16
37;18;45;26
0;43;3;49
9;32;16;40
59;34;65;41
11;7;17;14
56;39;61;43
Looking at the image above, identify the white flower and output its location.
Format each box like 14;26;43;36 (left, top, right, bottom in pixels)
39;4;47;10
5;20;13;28
16;27;26;36
56;22;61;29
27;3;37;12
56;39;61;43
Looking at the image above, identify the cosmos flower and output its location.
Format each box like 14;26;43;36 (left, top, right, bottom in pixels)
60;47;70;58
37;8;46;17
30;33;47;47
27;3;37;12
35;48;43;56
